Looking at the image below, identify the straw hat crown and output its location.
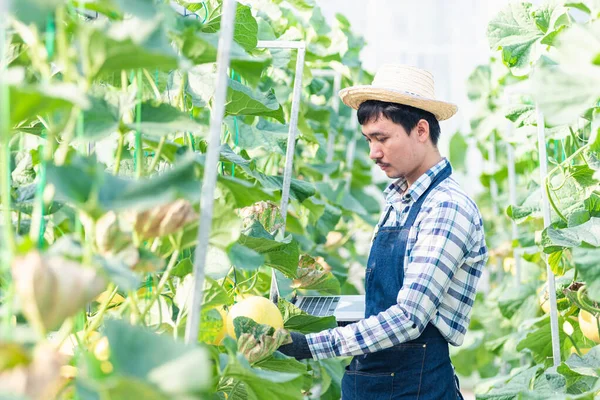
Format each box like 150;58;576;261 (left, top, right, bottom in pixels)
339;64;458;121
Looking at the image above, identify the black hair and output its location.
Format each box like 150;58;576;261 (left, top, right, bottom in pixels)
357;100;441;146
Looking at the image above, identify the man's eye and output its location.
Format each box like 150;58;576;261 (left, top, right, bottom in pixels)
379;138;387;143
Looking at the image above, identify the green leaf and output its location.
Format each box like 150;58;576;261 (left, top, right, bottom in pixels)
84;19;178;78
47;154;200;217
237;221;299;278
477;366;543;399
227;242;265;271
80;97;120;141
505;104;536;127
487;2;545;76
542;218;600;253
9;0;63;29
254;352;307;374
223;355;304;400
224;117;288;154
278;298;337;334
498;282;537;319
170;258;193;278
198;3;258;52
203;277;232;310
218;175;277;208
175;30;268;87
292;255;341;295
10;83;90;127
105;319;211;391
226;79;285;123
233;5;259;52
94;377;169;400
556;347;600;394
572;248;600;302
126;101;205;137
234;317;292;364
532;21;600;126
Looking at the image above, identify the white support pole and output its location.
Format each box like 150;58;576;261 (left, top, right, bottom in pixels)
506;142;521;285
254;41;306;304
184;0;236;345
536;106;562;367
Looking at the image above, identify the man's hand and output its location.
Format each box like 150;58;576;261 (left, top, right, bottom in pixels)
278;331;313;360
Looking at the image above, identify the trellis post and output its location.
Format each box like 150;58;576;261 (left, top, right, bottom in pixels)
536;106;562;367
184;0;237;345
254;40;306;304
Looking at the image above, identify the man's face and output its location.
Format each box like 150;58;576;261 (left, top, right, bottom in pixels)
361;115;426;180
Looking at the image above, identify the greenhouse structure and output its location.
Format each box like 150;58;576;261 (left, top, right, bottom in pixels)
0;0;599;399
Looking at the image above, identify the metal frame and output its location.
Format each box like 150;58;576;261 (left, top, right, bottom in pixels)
184;0;237;345
501;88;561;366
535;107;562;367
254;40;307;304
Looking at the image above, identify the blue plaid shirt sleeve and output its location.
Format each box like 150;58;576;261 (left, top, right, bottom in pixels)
305;199;487;360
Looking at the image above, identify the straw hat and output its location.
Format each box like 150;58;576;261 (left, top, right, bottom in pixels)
339;64;458;121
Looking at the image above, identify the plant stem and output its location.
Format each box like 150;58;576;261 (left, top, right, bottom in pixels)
113;134;125;175
128;289;142;325
84;283;117;338
140;249;180;321
147;136;165;173
545;180;568;223
143;69;161;99
135;69;143;179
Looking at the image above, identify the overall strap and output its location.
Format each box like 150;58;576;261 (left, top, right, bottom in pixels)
404;163;452;228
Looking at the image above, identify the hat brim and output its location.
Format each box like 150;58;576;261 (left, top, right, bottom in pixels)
339;86;458;121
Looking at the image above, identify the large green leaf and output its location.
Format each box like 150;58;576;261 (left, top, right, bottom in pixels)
47;154;200;217
227;242;265;271
487;3;545;76
223;355;304;400
218;175;277;208
10;83;90;127
84;18;179;78
80;97;120;140
477;366;543;399
237;221;299;278
104;319;211;393
9;0;63;29
556;346;600;394
200;4;258;52
278;298;337;334
572;248;600;302
532;21;600;126
225;79;285;123
126;101;205;137
175;30;268;86
497;282;537;320
542;217;600;253
224;117;288;154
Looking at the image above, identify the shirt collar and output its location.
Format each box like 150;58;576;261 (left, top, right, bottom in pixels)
383;158;450;205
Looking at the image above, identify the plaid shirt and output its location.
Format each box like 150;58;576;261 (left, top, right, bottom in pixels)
306;158;488;359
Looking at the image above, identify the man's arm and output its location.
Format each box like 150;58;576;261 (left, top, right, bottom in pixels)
304;200;478;360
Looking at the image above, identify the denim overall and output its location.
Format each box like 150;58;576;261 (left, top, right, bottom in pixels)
341;164;463;400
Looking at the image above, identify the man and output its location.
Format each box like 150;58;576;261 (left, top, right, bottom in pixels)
279;64;488;400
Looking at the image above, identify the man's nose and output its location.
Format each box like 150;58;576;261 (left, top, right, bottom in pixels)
369;143;383;160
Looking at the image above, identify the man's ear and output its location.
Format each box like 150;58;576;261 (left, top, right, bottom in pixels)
416;119;430;143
